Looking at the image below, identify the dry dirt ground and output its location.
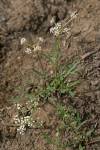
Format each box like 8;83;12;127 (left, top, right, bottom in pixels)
0;0;100;150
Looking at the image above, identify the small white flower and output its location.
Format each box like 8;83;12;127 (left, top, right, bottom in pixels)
56;22;61;28
14;120;18;124
50;17;55;25
25;48;32;54
39;120;43;127
56;132;59;137
34;101;38;107
13;114;18;118
63;28;70;33
70;12;77;19
21;38;27;45
16;103;21;110
50;27;54;33
39;37;44;42
33;45;41;52
50;22;62;36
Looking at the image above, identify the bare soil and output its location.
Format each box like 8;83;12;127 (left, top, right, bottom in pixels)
0;0;100;150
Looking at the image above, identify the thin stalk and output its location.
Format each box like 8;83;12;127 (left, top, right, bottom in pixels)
56;35;61;75
52;38;57;78
36;51;47;87
86;137;100;145
54;62;57;78
36;51;44;75
25;42;46;87
26;43;45;75
59;17;75;34
55;17;74;76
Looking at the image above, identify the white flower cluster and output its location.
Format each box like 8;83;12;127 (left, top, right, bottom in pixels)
25;48;32;54
13;115;35;134
70;11;77;19
16;103;21;110
30;99;39;108
50;22;61;36
63;27;70;33
33;44;41;52
50;11;77;36
14;101;43;134
33;101;39;108
20;37;44;54
50;21;69;36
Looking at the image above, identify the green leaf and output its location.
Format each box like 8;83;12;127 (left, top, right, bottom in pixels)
32;68;46;78
86;129;94;137
76;112;81;124
56;102;63;111
42;132;53;145
55;53;63;63
70;68;81;74
64;61;80;78
68;90;75;97
52;38;57;63
63;141;73;148
60;66;63;81
8;97;24;102
68;80;80;87
14;87;33;99
56;136;61;146
43;53;53;63
19;71;32;84
56;102;65;118
79;144;84;150
76;120;87;130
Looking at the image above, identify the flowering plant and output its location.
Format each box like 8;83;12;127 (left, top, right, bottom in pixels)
11;12;93;150
13;11;79;134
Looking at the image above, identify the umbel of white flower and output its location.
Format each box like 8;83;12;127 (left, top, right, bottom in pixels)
13;114;35;134
21;38;27;45
50;22;69;36
25;48;32;54
20;37;44;54
70;11;77;19
50;11;77;36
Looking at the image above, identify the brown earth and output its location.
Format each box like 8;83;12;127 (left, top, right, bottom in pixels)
0;0;100;150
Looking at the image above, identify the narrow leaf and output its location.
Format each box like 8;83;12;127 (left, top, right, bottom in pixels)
43;53;53;63
56;53;63;63
68;80;80;87
19;71;32;84
63;142;73;148
52;38;57;63
32;68;46;78
14;87;33;99
60;66;63;81
42;132;53;145
76;112;81;124
86;129;94;136
76;120;87;130
8;97;24;102
68;90;75;97
79;144;84;150
64;61;80;78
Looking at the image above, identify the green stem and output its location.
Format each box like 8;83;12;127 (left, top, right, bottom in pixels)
26;42;46;87
36;51;46;87
55;17;75;77
36;51;44;75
